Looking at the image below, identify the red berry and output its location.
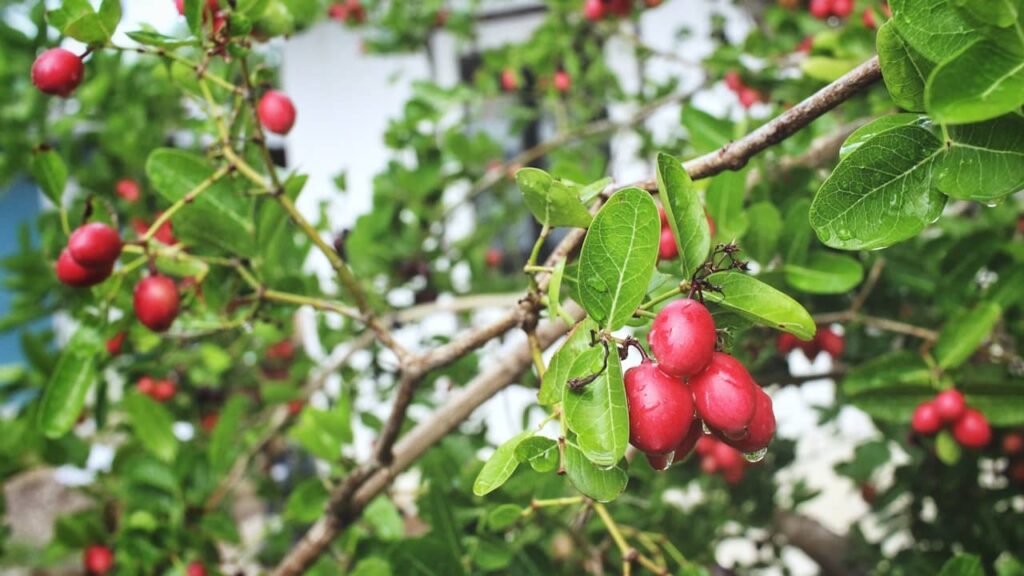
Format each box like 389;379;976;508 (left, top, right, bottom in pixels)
934;389;966;424
671;418;705;463
83;545;114;574
816;327;844;358
832;0;854;17
344;0;366;24
796;36;814;53
32;48;84;97
706;211;716;236
809;0;831;18
137;376;156;396
500;68;519;92
485;247;503;268
776;332;798;355
860;482;877;504
738;87;760;109
151;379;177;402
711;441;746;484
68;223;123;269
1003;432;1024;456
797;337;821;360
658;205;669;226
911;401;942;435
624;361;695;455
584;0;606;20
153;213;178;245
553;70;572;93
116;178;140;202
647;299;717;378
695;434;716;457
952;408;991;449
267;339;296;361
700;454;718;474
106;332;126;356
327;3;346;20
723;71;743;92
658;227;678;261
187;563;207;576
721;386;775;453
55;249;112;287
689;352;758;438
608;0;631;17
133;275;180;332
287;400;304;416
258;91;297;135
862;8;876;28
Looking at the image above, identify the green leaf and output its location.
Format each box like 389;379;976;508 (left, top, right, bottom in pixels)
540;318;596;405
877;21;935;112
514;436;559;473
952;0;1018;28
809;121;945;250
98;0;122;34
744;202;781;265
473;432;530;496
784;252;864;294
145;148;256;257
284;478;328;522
702;272;815;339
925;38;1024;125
563;443;627;502
257;172;307;276
184;0;205;37
564;346;628;467
781;199;812;265
938;554;984;576
29;147;68;207
656;153;710;278
842;352;937;422
935;430;962;465
680;106;733;154
934;302;1001;369
364;497;405;541
209;395;249;474
122;393;178;462
516;168;593;228
840;114;923;159
577;187;659;330
546;259;574;327
802;56;862;82
486;504;523;531
705;169;749;241
47;0;119;44
37;327;103;438
889;0;976;62
350;557;392;576
933;115;1024;201
125;30;197;48
288;400;353;462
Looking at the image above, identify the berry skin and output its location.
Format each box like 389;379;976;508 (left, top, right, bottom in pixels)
31;48;84;97
176;0;219;16
485;247;503;268
862;8;876;28
816;327;844;358
584;0;605;19
796;36;814;53
711;441;746;484
832;0;854;17
68;223;123;269
724;71;743;92
201;412;219;432
106;332;126;356
809;0;832;18
737;87;760;109
671;418;705;463
658;227;678;261
133;275;180;332
911;401;942;435
137;377;156;396
934;389;967;424
695;434;716;457
722;386;775;453
1002;432;1024;456
952;408;991;449
689;352;758;438
658;205;669;225
151;379;177;402
116;178;140;202
257;91;297;135
287;400;304;416
553;70;572;93
267;340;296;361
500;68;519;92
624;361;695;455
83;545;114;575
187;563;207;576
647;299;717;378
56;249;112;287
776;332;798;355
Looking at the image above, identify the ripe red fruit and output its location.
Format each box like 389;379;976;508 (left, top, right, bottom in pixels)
151;379;177;402
711;441;746;484
327;3;346;20
934;389;966;424
133;275;180;332
115;178;140;202
724;71;743;93
816;327;844;358
31;48;84;97
287;400;304;416
584;0;606;20
201;412;219;432
257;91;297;135
106;332;126;356
671;418;705;462
695;434;716;457
911;401;942;435
485;247;502;268
68;223;123;268
658;205;669;225
624;361;695;455
647;299;716;378
607;0;631;17
1002;432;1024;456
137;376;156;396
776;332;798;355
862;8;876;28
796;36;814;53
83;545;114;574
952;408;991;449
832;0;854;17
738;87;760;109
186;563;207;576
722;387;775;453
553;70;571;93
500;68;519;92
689;352;758;438
658;228;678;261
267;339;296;361
809;0;832;18
56;249;112;287
645;452;672;470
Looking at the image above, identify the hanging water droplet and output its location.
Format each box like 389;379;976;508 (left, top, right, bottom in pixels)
701;420;712;435
645;452;672;471
743;447;768;463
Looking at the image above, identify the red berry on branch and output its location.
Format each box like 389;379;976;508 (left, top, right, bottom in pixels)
137;376;156;396
721;386;775;453
32;48;84;97
106;332;126;356
809;0;831;19
738;87;761;109
584;0;606;21
186;563;207;576
816;326;844;358
485;247;503;268
133;275;180;332
671;418;705;463
796;36;814;53
55;249;112;287
647;299;716;378
933;389;966;424
151;379;177;402
952;408;991;449
500;68;519;92
624;361;695;455
1003;432;1024;456
862;8;876;28
724;71;743;93
287;400;304;416
83;545;114;575
116;178;141;202
553;70;572;93
776;332;798;355
689;353;758;438
832;0;854;17
910;401;942;435
267;339;296;361
258;91;297;135
68;223;123;269
658;227;678;261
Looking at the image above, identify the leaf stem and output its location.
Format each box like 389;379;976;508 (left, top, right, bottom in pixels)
143;165;230;242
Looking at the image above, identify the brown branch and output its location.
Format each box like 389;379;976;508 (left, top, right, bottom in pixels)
773;511;863;576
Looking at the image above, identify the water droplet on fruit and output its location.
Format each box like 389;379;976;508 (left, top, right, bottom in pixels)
701;420;712;435
743;447;767;463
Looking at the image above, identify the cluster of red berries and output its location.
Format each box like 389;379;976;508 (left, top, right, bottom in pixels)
658;206;715;261
500;69;572;94
777;324;844;360
625;299;776;471
1003;431;1024;484
328;0;366;24
83;545;206;576
695;435;750;484
809;0;854;19
55;223;123;288
584;0;662;20
911;389;991;449
723;71;764;110
137;376;177;403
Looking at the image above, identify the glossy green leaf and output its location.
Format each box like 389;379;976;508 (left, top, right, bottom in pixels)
125;30;197;48
546;259;574;327
123;393;178;462
284;479;329;522
514;436;559;473
473;432;530;496
680;106;733;154
288;400;353;462
842;352;938;422
934;302;1001;369
37;327;103;438
810;122;945;250
209;395;249;474
889;0;976;62
486;504;523;531
702;272;816;339
47;0;120;44
563;344;628;467
933;115;1024;201
539;318;596;405
802;56;862;82
364;497;404;541
563;443;627;502
926;38;1024;125
781;199;812;265
577;187;659;330
29;147;67;207
350;557;392;576
784;252;864;294
656;152;710;278
145;148;256;257
939;554;984;576
257;172;307;276
952;0;1018;27
877;21;935;111
705;169;749;241
935;430;962;465
840;114;923;159
744;202;781;265
516;168;593;228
